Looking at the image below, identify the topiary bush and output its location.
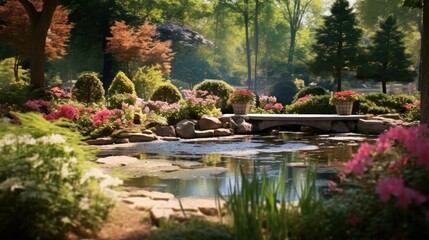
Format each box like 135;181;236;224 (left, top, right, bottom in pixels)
150;83;182;104
108;71;136;96
72;72;105;105
269;79;298;104
0;113;116;239
133;65;164;99
285;95;336;114
193;79;235;111
293;86;328;102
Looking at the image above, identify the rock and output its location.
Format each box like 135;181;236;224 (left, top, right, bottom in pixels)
129;190;175;201
154;125;176;137
150;207;174;226
214;128;233;137
133;112;143;124
87;137;115;145
172;161;203;169
179;197;223;216
195;130;215;138
219;116;237;130
176;120;196;138
96;156;140;167
357;119;387;135
198;116;222;130
377;113;400;120
159;136;181;141
330;121;351;133
372;117;398;127
128;133;157;142
235;118;253;134
123;197;160;210
115;138;129;144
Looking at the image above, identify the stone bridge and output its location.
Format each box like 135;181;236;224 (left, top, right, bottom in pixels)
225;114;368;133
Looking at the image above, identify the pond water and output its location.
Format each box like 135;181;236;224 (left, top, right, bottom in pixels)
123;132;373;200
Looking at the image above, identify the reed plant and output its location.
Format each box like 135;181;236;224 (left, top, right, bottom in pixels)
222;164;324;240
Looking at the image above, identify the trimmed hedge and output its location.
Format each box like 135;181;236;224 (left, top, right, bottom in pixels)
193;79;235;111
108;71;136;96
293;86;328;102
72;72;105;105
150;83;182;104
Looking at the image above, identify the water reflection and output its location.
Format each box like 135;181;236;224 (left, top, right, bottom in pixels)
124;132;372;199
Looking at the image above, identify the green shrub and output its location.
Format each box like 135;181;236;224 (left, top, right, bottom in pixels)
151;83;182;104
147;218;233;240
0;113;115;239
133;65;164;99
286;95;336;114
358;93;415;114
108;71;136;96
72;72;105;105
0;81;31;107
269;79;298;104
293;86;328;102
107;93;137;109
193;79;235;111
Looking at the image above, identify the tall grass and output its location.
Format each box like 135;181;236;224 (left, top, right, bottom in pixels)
222;164;324;240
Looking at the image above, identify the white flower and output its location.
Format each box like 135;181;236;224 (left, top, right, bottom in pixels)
64;146;74;153
0;177;24;191
39;134;66;144
0;134;17;147
17;134;36;145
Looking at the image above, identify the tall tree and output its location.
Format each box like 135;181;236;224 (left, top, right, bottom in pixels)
17;0;62;88
106;21;174;77
311;0;362;91
403;0;427;124
367;16;415;93
0;0;72;82
275;0;313;73
225;0;256;90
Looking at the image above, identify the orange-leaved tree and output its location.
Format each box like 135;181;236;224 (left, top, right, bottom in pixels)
106;21;174;77
0;0;73;83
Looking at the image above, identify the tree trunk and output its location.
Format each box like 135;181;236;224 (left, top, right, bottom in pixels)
335;67;342;92
382;79;387;93
288;27;296;74
421;2;429;124
254;0;260;94
18;0;60;89
13;56;19;82
417;13;423;91
244;13;252;90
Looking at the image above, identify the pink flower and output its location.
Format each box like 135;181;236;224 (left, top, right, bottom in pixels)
297;95;311;102
328;181;343;193
115;118;122;125
376;177;427;208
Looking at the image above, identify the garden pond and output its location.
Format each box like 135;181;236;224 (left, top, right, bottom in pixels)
99;132;374;201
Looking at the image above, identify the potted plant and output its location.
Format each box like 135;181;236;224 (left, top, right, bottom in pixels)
228;89;256;115
330;90;362;115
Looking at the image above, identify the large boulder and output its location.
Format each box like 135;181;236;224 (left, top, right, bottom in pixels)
357;119;387;135
198;116;222;130
235;118;252;134
154;125;176;137
219;116;237;130
176;120;196;138
128;133;157;142
195;130;215;138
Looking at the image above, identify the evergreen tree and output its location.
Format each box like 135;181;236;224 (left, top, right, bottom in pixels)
311;0;362;91
367;16;416;93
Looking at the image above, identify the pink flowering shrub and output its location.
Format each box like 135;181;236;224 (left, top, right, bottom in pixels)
403;100;420;122
297;95;311;103
51;87;72;100
179;90;221;120
323;125;429;239
254;95;283;114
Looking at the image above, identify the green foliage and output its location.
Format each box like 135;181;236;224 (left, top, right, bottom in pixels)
107;93;137;110
311;0;362;91
133;65;164;100
0;57;29;85
72;72;105;105
0;113;114;239
0;81;30;107
108;71;136;96
286;95;336;114
357;92;415;114
150;83;182;104
293;86;328;102
147;218;233;240
193;79;235;111
269;79;298;104
365;16;416;93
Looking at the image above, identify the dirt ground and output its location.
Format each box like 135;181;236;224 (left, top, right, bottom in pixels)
97;202;153;240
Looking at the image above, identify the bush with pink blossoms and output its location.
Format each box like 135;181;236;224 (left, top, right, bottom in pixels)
137;99;180;125
178;90;221;120
253;95;284;114
403;100;420;122
321;125;429;239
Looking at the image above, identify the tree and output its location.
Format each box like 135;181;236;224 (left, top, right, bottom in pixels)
16;0;62;88
367;16;415;93
106;21;174;77
225;0;257;90
0;0;72;83
275;0;314;72
311;0;362;91
403;0;427;124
